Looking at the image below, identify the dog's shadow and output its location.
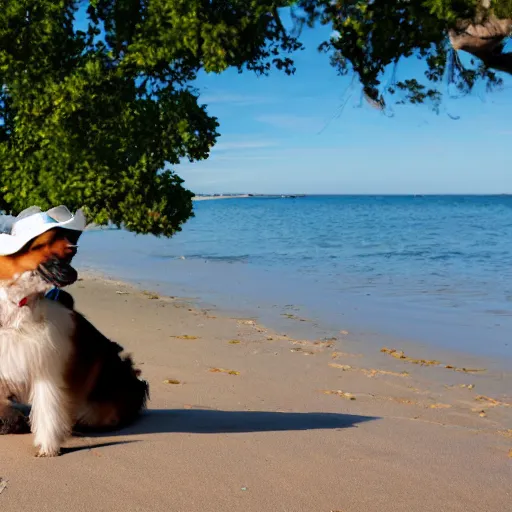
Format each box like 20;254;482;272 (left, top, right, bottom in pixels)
92;409;378;437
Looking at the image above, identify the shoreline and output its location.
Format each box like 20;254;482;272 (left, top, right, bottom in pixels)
74;225;512;364
1;273;510;511
80;267;512;377
76;259;512;371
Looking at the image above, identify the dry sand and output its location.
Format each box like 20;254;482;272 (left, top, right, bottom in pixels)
0;275;511;512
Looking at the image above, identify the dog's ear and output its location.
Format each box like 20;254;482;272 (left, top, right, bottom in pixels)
0;232;49;280
5;231;57;275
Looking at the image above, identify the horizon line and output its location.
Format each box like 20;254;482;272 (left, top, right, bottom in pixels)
193;193;512;197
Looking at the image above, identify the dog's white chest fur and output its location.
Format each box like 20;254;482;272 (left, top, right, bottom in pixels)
0;298;74;398
0;291;75;456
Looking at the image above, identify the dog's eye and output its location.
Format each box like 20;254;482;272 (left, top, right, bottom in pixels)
30;243;45;252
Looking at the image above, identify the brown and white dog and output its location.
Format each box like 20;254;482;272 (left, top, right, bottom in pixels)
0;221;148;456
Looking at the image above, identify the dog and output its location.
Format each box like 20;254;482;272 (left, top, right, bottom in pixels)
0;208;149;456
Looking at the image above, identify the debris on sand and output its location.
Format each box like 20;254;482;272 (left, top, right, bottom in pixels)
290;347;315;355
0;478;7;495
238;319;256;326
331;351;362;359
475;395;511;407
163;379;181;384
328;363;353;371
289;339;334;350
328;363;408;378
360;368;409;378
314;340;335;348
210;368;240;376
321;390;356;400
380;347;486;373
449;366;486;374
366;394;417;405
228;339;241;344
380;347;440;366
171;335;200;340
386;396;416;405
142;291;159;299
429;403;452;409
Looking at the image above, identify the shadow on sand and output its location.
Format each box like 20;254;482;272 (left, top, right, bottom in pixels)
63;440;138;454
100;409;378;436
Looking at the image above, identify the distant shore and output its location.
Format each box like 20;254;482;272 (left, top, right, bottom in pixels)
193;194;305;201
192;194;250;201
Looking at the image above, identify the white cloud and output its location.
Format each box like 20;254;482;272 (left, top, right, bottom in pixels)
255;114;325;132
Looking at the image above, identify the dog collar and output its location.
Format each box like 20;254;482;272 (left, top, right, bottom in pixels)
17;288;60;307
45;287;60;301
18;288;60;308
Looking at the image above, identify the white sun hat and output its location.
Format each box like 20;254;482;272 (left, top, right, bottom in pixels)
0;205;86;256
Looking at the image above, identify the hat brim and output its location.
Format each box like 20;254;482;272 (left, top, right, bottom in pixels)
0;210;86;256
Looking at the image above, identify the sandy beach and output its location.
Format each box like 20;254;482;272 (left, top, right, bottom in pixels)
0;275;510;512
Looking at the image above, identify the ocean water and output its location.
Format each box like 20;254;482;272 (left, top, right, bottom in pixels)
75;195;512;361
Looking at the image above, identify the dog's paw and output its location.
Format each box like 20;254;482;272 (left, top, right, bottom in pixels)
34;447;61;458
34;440;61;457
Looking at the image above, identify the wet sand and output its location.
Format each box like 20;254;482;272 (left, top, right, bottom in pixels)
0;275;510;511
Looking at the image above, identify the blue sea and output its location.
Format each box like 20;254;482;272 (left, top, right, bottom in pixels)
75;195;512;361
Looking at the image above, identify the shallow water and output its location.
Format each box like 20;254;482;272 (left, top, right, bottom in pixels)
75;195;512;362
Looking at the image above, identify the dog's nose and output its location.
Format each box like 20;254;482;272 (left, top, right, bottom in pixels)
37;258;78;287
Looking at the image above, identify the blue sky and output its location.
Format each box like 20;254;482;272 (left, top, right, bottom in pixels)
179;24;512;195
74;5;512;195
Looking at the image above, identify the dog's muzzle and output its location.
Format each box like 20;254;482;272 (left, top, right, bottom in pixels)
37;258;78;287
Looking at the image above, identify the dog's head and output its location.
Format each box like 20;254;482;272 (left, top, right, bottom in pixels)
0;228;80;288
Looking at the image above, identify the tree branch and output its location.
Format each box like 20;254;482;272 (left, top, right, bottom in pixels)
449;15;512;74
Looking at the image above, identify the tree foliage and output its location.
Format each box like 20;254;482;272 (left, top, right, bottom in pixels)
1;1;511;236
0;0;299;236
